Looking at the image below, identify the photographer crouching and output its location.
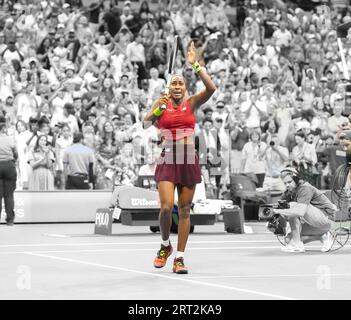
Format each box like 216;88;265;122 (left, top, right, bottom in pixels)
262;167;337;253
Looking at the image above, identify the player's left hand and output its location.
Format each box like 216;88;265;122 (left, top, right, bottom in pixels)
187;41;197;65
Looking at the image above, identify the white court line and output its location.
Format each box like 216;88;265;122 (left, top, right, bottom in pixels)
0;240;279;248
25;251;296;300
0;246;282;254
186;273;351;280
2;245;349;255
42;233;70;238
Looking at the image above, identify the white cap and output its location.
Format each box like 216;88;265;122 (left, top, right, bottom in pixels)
13;3;23;10
327;30;336;38
62;3;70;8
295;121;310;131
65;63;75;71
264;84;274;91
87;76;99;84
132;131;143;139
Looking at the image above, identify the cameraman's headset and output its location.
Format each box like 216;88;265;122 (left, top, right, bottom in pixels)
280;167;302;185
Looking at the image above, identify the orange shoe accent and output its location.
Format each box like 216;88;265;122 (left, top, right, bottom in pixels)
153;244;173;268
172;257;188;274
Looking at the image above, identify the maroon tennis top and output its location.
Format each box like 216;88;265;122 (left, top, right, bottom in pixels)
156;99;195;141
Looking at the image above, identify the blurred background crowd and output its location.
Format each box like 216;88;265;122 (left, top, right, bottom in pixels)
0;0;351;198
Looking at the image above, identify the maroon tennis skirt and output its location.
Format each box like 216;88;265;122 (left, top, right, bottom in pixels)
154;144;202;186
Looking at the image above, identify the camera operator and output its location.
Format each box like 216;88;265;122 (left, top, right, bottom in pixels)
261;134;289;192
273;167;336;253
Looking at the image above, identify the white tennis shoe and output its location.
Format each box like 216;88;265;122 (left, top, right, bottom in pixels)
281;242;305;253
320;232;334;252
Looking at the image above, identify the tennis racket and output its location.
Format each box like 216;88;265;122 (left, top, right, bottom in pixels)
161;35;179;110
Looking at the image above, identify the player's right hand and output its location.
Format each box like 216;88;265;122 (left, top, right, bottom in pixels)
158;94;170;110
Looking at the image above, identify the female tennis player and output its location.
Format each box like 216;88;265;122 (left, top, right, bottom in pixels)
143;41;217;274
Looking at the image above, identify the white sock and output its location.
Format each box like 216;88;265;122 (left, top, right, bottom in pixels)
161;239;170;247
176;251;184;259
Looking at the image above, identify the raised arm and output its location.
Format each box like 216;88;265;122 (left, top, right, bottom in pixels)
187;41;217;110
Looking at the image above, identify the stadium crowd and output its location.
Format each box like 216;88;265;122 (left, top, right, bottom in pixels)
0;0;351;198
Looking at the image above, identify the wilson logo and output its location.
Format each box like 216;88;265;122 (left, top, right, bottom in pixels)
131;198;159;206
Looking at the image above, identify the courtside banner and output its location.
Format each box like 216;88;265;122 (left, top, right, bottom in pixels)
0;190;110;223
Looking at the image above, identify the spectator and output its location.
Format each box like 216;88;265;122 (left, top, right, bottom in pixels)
328;102;349;134
291;130;318;183
2;40;24;65
62;132;95;189
86;0;104;35
120;2;135;26
54;124;73;189
101;1;121;37
240;130;267;187
0;32;6;55
213;116;230;193
272;20;292;49
14;119;30;190
3;18;17;45
263;8;279;39
148;67;166;101
58;3;72;25
27;134;55;191
126;33;146;87
196;118;221;189
241;89;267;129
212;100;229;125
82;120;98;150
228;111;249;174
251;55;271;84
0;118;18;226
330;83;345;109
261;134;289;192
131;131;145;166
61;103;80;134
36;37;53;70
95;120;118;189
138;153;156;176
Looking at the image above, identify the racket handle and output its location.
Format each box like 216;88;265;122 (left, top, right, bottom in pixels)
160;87;169;111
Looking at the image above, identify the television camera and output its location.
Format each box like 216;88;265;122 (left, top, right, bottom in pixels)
258;200;289;235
